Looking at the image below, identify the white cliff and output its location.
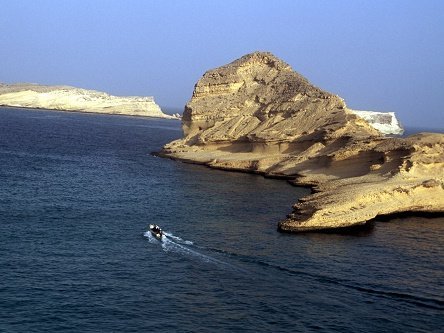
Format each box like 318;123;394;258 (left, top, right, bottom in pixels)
351;110;404;135
0;83;178;119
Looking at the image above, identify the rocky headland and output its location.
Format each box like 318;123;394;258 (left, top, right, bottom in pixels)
159;51;444;232
0;83;178;119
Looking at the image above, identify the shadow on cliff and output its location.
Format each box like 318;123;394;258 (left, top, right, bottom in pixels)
278;221;376;237
279;211;444;237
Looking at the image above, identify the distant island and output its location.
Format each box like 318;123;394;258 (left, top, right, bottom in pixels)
0;83;180;119
158;52;444;232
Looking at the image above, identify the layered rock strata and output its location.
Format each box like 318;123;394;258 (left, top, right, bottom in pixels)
159;52;444;232
0;83;177;119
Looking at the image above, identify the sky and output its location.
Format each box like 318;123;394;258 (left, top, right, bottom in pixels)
1;0;443;128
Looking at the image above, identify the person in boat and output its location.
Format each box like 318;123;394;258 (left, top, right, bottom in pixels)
150;224;162;234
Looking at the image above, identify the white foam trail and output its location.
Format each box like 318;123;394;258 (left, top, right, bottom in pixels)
163;232;193;245
144;230;246;272
161;237;225;265
143;231;160;244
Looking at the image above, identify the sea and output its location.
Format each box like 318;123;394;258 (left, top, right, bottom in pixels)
0;107;443;333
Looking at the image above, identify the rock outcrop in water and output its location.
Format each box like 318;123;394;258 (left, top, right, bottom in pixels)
159;51;444;232
0;83;177;119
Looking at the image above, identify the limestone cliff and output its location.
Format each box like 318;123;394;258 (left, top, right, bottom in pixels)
350;110;403;135
0;83;177;119
160;52;444;232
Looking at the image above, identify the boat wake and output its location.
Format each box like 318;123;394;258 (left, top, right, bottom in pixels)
163;232;193;245
143;230;246;272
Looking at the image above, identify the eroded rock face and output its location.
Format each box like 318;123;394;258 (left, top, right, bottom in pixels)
180;52;379;146
0;83;176;119
160;52;444;232
280;133;444;231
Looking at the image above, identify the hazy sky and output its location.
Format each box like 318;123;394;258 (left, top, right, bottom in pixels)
1;0;443;127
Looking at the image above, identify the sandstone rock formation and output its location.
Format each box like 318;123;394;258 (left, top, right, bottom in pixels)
280;133;444;231
159;51;444;232
0;83;178;119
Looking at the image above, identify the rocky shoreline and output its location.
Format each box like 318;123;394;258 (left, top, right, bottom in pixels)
0;83;179;119
158;52;444;232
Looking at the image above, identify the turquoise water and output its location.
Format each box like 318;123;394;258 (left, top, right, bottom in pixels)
0;108;443;332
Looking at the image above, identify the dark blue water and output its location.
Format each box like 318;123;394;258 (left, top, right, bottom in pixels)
403;127;444;136
1;108;443;333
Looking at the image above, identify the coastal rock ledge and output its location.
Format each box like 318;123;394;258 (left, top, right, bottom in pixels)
0;83;177;119
159;52;444;232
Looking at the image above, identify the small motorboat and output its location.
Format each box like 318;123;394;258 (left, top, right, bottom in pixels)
149;224;163;240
